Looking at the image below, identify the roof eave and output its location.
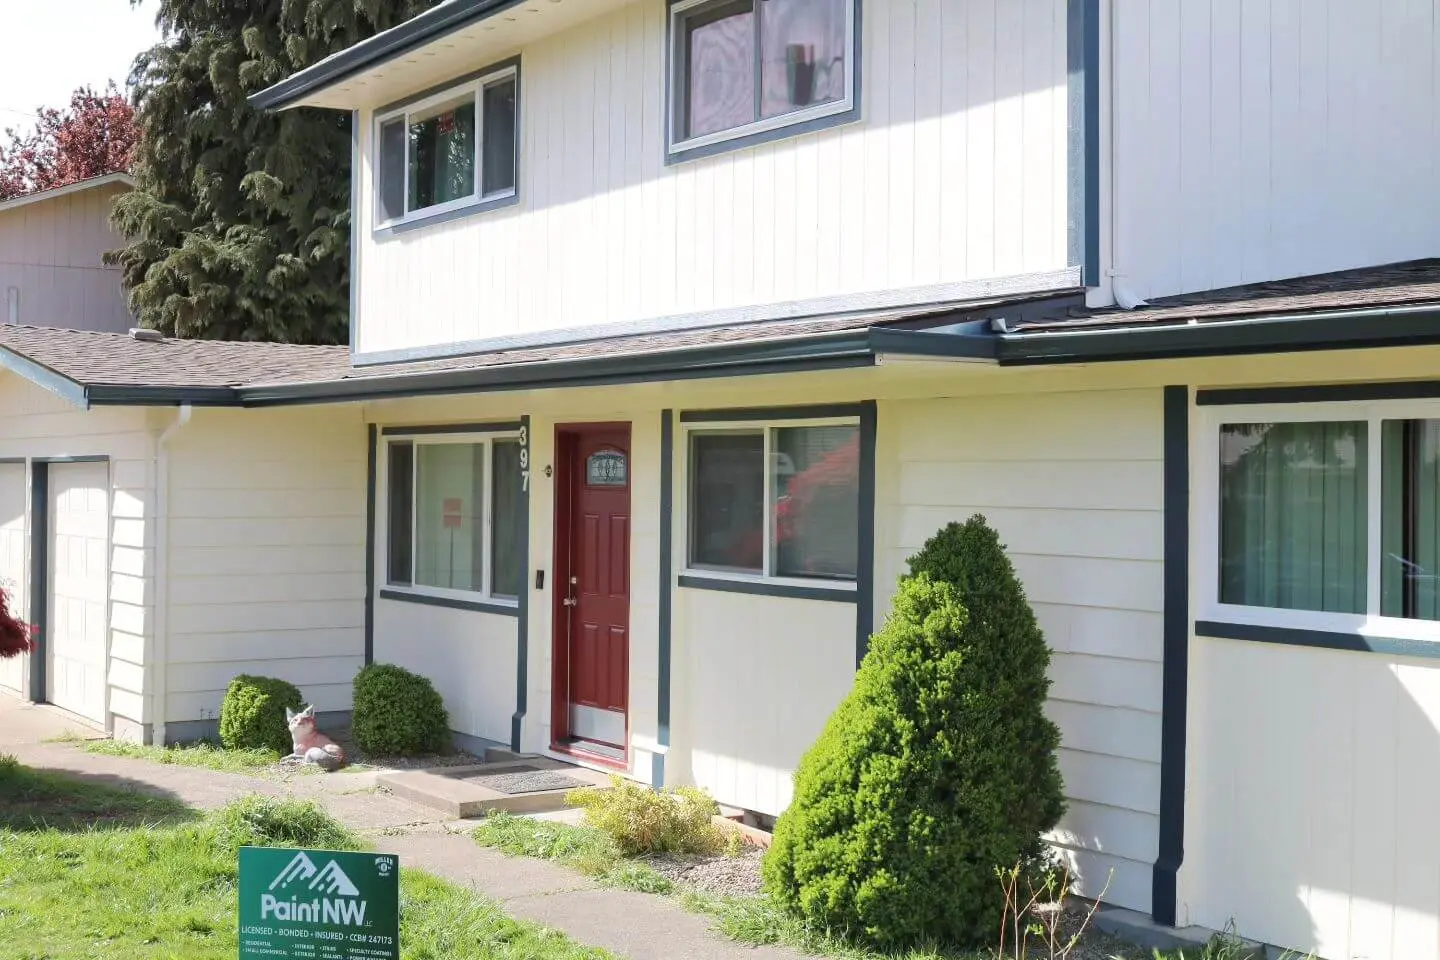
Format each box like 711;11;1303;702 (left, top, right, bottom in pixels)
998;301;1440;364
240;331;883;405
249;0;523;112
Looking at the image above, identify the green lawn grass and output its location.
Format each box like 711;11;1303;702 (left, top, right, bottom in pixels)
473;810;1257;960
53;735;374;776
472;811;676;894
0;759;613;960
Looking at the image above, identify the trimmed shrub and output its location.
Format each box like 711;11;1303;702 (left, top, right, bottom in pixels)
762;515;1065;949
567;775;726;856
219;675;303;753
351;663;450;756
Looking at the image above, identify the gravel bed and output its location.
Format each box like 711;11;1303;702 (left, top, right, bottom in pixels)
642;847;766;897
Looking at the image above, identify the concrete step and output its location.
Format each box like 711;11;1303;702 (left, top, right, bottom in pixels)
378;758;612;819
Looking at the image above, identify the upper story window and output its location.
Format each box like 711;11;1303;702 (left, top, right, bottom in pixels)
668;0;857;161
375;62;519;232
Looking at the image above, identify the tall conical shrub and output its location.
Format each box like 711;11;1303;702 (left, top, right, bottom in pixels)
763;515;1064;948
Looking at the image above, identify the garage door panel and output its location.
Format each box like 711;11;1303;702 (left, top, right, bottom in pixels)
47;462;109;724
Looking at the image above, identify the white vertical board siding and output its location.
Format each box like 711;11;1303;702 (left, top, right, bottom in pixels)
1112;0;1440;302
880;389;1165;914
0;463;28;696
673;588;858;816
372;600;518;746
0;183;132;332
164;407;366;723
1184;636;1440;960
353;0;1070;356
0;374;154;729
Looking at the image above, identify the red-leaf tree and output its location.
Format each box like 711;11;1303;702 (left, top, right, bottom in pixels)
0;586;31;659
0;84;139;201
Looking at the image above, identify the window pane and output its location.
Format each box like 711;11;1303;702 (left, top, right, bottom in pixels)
689;433;764;572
387;442;413;585
379;118;407;222
682;0;757;139
481;76;517;197
492;440;524;599
408;94;476;212
759;0;847;119
416;443;485;592
771;425;858;579
1218;422;1367;613
1381;419;1440;620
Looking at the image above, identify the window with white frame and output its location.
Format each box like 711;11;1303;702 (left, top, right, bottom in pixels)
375;63;518;228
1207;401;1440;632
386;434;524;602
667;0;856;156
687;420;859;581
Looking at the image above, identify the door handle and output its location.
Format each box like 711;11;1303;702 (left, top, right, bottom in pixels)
562;597;577;607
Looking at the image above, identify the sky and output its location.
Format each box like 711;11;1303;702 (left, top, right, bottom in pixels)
0;1;162;132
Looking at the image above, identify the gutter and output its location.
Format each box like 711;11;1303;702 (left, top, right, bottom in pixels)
152;404;193;746
997;302;1440;364
249;0;526;111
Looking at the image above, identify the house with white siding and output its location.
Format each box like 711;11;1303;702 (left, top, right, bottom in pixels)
0;174;135;332
0;0;1439;956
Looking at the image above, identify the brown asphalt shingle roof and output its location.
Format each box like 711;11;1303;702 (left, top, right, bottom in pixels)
1019;259;1440;330
0;309;945;393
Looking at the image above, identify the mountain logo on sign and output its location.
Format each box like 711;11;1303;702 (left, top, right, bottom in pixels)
268;852;360;896
260;852;368;925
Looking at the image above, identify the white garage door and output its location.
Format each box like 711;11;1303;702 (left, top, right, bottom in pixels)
46;461;109;724
0;462;26;696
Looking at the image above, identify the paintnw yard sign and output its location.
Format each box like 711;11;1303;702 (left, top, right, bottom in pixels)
239;847;399;959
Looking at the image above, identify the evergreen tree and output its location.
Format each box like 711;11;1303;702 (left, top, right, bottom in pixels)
109;0;438;342
763;516;1065;948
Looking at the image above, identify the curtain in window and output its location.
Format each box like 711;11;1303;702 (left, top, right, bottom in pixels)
1218;421;1366;613
1381;420;1440;620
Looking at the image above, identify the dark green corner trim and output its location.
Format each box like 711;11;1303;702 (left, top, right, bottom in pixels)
26;462;47;702
1153;385;1189;927
656;409;674;789
512;414;531;754
1197;379;1440;406
364;424;377;666
380;421;523;436
378;589;519;617
856;400;877;667
678;574;858;603
1067;0;1100;285
1197;620;1440;660
679;403;866;423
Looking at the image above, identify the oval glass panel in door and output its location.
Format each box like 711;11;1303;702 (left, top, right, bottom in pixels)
586;449;627;487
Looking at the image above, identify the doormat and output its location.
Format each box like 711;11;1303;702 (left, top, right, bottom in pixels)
462;767;589;795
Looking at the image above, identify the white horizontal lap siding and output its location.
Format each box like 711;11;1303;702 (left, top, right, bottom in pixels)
676;588;858;817
353;0;1069;355
880;389;1165;914
0;183;131;333
1186;636;1440;960
0;376;154;726
373;600;517;747
163;408;366;724
1112;0;1440;302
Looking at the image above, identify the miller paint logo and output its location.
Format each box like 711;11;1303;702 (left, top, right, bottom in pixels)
260;852;368;925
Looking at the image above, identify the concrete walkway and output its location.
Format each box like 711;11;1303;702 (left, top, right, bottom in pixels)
0;698;808;960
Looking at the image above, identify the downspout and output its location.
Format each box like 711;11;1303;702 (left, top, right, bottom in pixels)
1106;0;1145;311
151;404;192;746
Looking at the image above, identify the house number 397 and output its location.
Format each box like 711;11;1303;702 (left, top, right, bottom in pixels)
518;424;530;492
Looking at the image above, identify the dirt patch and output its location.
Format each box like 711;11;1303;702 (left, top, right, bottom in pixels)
642;847;766;897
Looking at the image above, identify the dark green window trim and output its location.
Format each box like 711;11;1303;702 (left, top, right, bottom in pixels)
379;588;520;617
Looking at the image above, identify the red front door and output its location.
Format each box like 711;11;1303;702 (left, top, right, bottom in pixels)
553;424;630;760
